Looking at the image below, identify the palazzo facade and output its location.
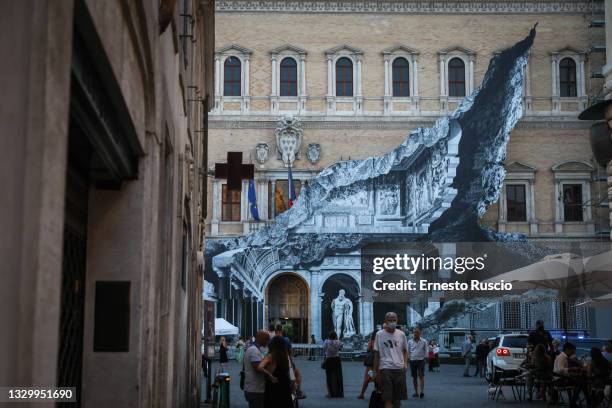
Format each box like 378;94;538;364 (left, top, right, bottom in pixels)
205;0;610;342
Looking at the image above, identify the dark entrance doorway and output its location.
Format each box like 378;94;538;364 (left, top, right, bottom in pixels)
321;274;360;340
266;274;309;343
56;118;93;407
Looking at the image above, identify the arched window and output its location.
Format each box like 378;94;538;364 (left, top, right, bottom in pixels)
223;56;241;96
392;57;410;97
280;57;298;97
335;57;353;97
448;57;466;97
559;57;577;97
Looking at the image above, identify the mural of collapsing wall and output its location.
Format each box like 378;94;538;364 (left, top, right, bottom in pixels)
208;26;536;276
207;26;607;333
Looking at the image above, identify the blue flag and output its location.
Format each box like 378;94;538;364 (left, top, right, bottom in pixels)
248;179;260;221
288;165;297;208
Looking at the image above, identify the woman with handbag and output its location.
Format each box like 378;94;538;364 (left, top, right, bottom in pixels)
323;331;344;398
358;330;377;399
258;336;293;407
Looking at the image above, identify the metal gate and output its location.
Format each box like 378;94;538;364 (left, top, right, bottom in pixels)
56;154;89;407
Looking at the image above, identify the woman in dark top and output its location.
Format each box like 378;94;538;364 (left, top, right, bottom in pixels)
219;337;229;370
323;331;344;398
531;343;553;400
259;336;293;407
588;347;611;386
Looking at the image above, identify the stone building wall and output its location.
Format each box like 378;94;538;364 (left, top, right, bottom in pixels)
207;2;607;240
0;1;215;407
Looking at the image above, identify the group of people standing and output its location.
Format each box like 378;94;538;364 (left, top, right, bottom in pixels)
241;325;303;408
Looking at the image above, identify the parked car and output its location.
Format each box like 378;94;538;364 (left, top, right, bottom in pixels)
485;333;529;382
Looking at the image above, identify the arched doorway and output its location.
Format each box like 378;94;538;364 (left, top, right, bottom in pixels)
321;274;360;339
266;273;309;343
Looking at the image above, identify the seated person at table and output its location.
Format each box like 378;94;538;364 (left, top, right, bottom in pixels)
588;347;611;386
554;342;589;408
602;340;612;363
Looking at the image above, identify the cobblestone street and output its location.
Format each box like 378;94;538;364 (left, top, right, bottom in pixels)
203;359;544;407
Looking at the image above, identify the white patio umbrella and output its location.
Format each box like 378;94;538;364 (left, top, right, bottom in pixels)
214;318;239;336
574;293;612;308
484;252;612;298
483;252;612;333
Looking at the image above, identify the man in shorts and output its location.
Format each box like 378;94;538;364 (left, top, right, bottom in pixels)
374;312;408;408
408;327;427;398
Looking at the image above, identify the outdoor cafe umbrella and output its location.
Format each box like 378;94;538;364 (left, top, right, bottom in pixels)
574;293;612;308
483;252;612;298
483;252;612;334
214;318;239;336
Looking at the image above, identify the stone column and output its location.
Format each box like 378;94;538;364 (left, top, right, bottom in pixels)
551;56;559;111
271;180;276;218
211;181;220;235
468;55;475;94
356;59;362;96
413;58;419;97
300;55;306;96
384;58;390;96
327;57;333;96
528;179;538;235
214;55;221;96
310;270;321;340
244;58;250;96
271;56;277;96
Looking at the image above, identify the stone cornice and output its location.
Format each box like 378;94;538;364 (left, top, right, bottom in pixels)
215;1;595;14
208;117;591;130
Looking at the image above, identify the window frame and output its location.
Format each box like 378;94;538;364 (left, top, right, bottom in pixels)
223;56;242;97
221;183;242;222
505;183;528;222
559;57;577;98
447;57;466;98
279;56;298;97
335;57;354;97
392;57;410;97
561;183;584;222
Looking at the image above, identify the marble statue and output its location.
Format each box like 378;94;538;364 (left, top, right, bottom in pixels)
331;289;356;338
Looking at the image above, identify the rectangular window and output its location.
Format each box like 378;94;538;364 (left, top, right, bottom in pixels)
222;184;241;221
563;184;583;222
506;184;527;222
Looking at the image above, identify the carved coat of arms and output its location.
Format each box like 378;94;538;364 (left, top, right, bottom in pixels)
306;143;321;164
275;114;303;167
255;142;269;165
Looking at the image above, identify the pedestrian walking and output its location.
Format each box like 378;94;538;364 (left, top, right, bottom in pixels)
219;336;229;371
373;312;409;408
408;327;427;398
242;331;270;408
358;330;377;399
428;340;440;372
475;339;489;378
308;334;317;360
323;330;344;398
258;335;294;407
236;336;246;363
461;335;473;377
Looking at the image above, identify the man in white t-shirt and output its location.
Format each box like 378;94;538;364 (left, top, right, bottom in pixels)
408;327;428;399
243;330;270;408
374;312;408;408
